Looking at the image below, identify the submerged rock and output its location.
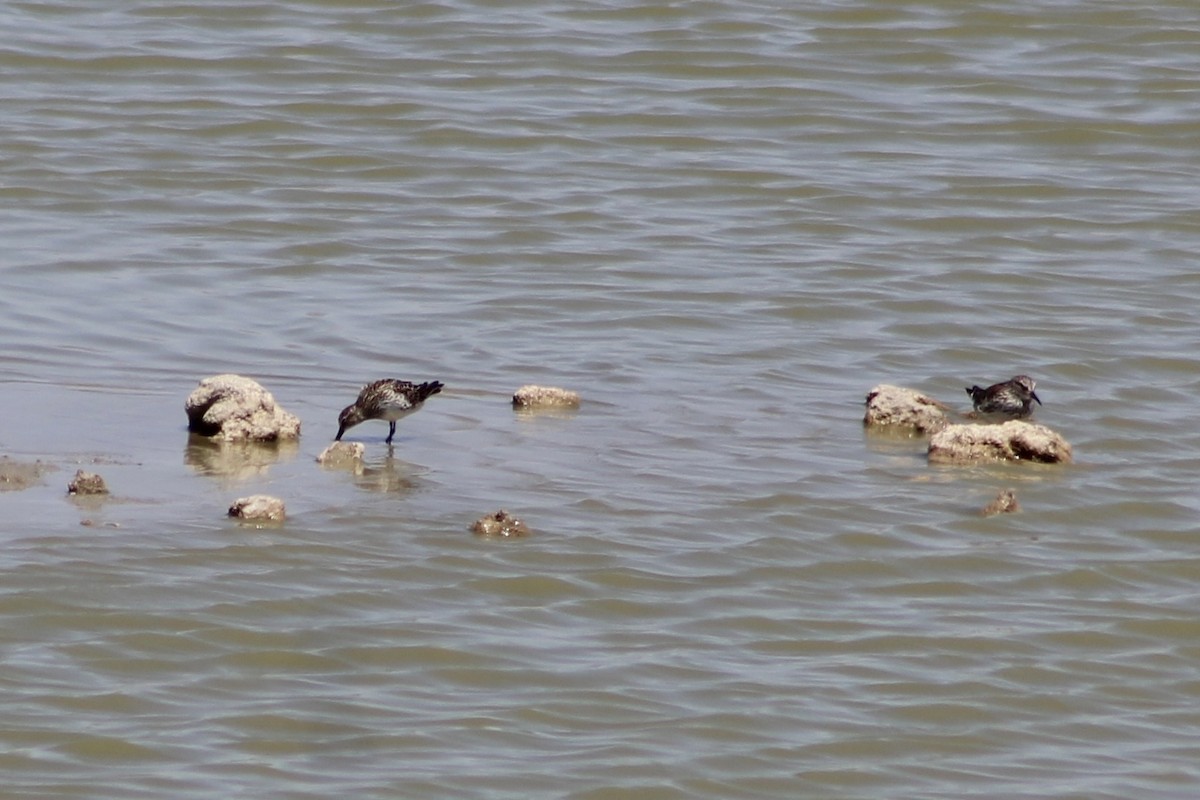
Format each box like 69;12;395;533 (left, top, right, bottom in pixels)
185;374;301;442
863;384;950;434
512;385;581;410
928;420;1072;465
0;456;51;492
67;469;109;496
228;494;286;522
981;489;1021;516
471;509;531;538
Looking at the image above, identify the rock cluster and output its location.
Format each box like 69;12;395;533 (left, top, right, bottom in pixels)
185;374;301;442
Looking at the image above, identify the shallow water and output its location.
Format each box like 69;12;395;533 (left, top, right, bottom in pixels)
3;1;1200;797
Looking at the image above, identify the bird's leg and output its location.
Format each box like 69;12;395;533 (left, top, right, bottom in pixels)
386;421;396;444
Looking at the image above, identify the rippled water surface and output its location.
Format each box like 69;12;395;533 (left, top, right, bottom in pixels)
3;1;1200;797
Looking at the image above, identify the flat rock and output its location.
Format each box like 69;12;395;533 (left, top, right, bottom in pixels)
228;494;286;522
928;420;1073;465
512;384;581;410
185;374;301;442
471;509;531;538
67;469;109;496
863;384;950;434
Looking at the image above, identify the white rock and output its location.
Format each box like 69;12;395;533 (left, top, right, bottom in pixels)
863;384;950;434
228;494;286;522
185;374;300;442
928;421;1073;465
317;441;365;465
512;384;581;410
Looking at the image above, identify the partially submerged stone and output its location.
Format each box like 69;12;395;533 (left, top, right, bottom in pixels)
863;384;950;434
228;494;286;522
317;440;365;466
928;420;1072;465
185;374;301;442
512;385;581;410
67;469;108;496
981;489;1021;516
471;509;531;538
80;519;121;528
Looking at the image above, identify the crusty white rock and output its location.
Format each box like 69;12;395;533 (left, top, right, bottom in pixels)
185;374;300;442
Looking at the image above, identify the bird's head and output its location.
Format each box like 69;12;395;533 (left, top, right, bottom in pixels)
335;404;364;440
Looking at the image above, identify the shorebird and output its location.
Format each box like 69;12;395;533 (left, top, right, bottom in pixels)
335;379;443;444
965;374;1041;418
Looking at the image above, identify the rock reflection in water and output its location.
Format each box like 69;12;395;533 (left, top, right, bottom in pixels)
184;436;300;482
351;452;424;495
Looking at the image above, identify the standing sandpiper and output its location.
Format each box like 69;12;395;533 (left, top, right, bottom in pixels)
965;375;1041;418
335;379;444;444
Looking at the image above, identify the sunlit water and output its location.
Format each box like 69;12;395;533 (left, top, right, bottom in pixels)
2;2;1200;797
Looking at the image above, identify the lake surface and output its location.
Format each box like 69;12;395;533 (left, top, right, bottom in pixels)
2;1;1200;797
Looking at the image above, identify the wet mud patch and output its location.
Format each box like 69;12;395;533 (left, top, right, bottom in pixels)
0;456;54;492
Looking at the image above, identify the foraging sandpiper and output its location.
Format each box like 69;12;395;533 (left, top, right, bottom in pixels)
965;375;1041;418
335;379;443;443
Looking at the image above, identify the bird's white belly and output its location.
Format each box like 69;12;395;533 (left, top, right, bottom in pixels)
379;403;416;421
